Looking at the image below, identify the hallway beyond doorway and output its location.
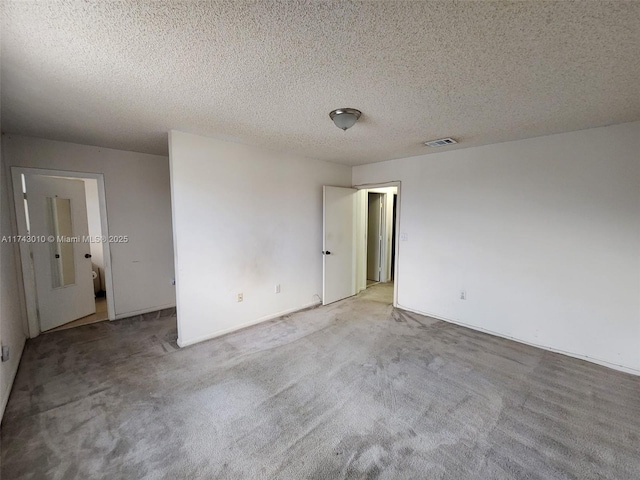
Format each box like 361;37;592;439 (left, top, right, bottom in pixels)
360;281;393;304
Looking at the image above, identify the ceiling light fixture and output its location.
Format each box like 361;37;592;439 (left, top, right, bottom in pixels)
329;108;362;131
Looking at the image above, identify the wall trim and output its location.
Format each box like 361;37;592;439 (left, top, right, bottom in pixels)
0;335;26;422
114;303;176;320
177;300;321;348
397;304;640;376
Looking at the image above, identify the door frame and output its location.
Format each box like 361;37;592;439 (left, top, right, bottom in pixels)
354;180;401;308
11;167;116;337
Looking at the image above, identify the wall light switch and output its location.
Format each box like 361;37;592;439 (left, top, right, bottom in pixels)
1;345;9;362
275;284;281;294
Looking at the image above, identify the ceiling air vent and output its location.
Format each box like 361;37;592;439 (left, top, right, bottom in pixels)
424;137;457;147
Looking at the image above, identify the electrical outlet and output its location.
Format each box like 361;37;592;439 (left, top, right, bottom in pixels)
275;284;281;294
460;290;466;300
400;232;409;241
237;293;243;302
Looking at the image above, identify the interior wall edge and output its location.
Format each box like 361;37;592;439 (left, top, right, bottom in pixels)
397;304;640;376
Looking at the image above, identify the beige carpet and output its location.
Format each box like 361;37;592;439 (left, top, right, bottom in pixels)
2;284;639;479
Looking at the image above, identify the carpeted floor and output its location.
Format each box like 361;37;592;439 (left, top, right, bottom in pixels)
2;283;639;479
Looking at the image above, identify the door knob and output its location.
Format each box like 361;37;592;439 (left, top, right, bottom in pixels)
55;254;60;258
322;251;332;255
85;253;92;258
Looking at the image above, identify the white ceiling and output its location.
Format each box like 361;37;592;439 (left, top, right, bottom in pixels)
2;1;639;166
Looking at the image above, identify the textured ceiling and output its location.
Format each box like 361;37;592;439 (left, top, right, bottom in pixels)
2;1;639;166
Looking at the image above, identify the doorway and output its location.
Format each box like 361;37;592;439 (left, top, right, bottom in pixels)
11;167;115;337
47;177;109;332
367;192;383;285
358;184;399;305
321;181;401;307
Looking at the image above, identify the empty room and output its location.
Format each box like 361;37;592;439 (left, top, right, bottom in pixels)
1;1;639;479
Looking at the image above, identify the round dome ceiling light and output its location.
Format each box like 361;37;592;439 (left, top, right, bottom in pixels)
329;108;362;131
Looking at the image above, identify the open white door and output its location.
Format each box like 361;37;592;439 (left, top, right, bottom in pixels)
25;175;96;331
323;186;357;305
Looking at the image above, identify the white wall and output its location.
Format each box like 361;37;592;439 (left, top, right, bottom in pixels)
169;131;352;346
353;121;640;374
1;22;28;418
1;142;28;419
3;135;176;318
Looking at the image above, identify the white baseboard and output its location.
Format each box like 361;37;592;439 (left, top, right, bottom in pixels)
0;335;26;423
177;300;321;348
397;304;640;377
114;303;176;320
